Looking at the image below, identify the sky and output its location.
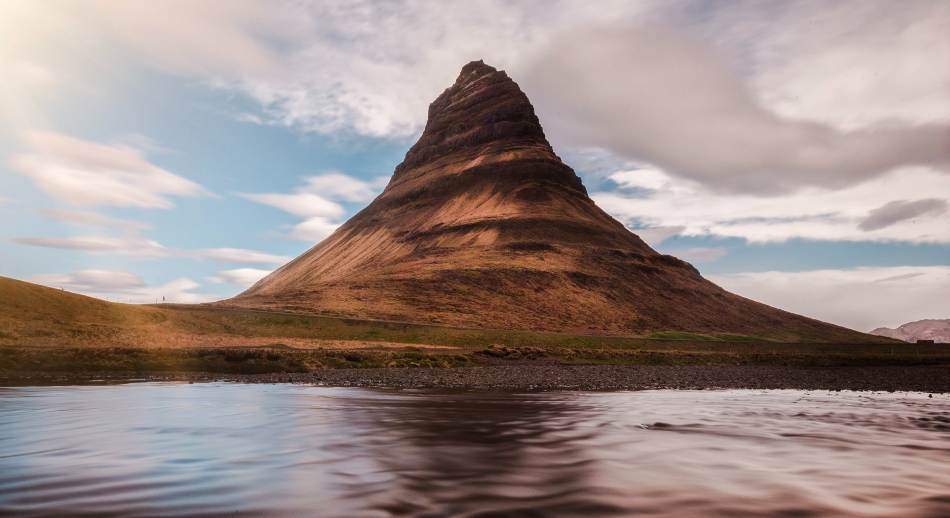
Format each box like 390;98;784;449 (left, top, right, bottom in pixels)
1;0;948;332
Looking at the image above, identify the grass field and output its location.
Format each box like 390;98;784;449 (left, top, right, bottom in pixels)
2;276;945;378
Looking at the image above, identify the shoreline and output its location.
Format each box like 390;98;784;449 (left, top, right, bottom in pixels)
4;364;949;392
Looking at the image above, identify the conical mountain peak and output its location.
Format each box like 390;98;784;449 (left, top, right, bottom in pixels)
456;59;498;85
223;61;870;342
391;60;560;186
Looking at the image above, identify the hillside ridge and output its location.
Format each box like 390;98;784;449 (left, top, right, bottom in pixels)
871;319;950;343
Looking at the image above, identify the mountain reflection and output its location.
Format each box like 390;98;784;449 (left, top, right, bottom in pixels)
334;392;622;516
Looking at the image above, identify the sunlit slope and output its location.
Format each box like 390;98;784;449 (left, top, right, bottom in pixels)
0;276;164;345
1;276;896;349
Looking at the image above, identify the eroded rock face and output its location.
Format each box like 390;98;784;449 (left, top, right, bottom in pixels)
222;61;872;341
394;60;564;183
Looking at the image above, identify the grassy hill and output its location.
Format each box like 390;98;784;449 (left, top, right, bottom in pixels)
1;276;896;347
0;276;162;343
4;276;943;380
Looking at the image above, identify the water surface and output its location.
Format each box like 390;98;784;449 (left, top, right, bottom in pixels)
1;384;947;516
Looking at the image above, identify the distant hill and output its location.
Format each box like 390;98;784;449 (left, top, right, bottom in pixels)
222;60;874;342
0;275;158;345
0;276;398;348
871;319;950;343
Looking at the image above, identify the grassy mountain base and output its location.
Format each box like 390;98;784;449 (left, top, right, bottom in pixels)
3;276;945;380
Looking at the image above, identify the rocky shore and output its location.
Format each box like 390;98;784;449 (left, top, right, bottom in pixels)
6;364;949;393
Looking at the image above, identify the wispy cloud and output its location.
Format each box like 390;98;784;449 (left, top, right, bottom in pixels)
710;266;950;331
667;247;727;264
300;173;388;203
858;199;947;232
14;235;289;265
239;192;344;220
11;131;209;208
193;248;288;265
240;172;388;241
17;207;290;265
29;269;216;303
207;268;272;289
594;166;950;244
631;225;686;247
32;269;145;292
284;218;341;242
37;208;150;233
14;235;169;256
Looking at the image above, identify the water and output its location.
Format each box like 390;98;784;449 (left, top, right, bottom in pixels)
0;385;947;517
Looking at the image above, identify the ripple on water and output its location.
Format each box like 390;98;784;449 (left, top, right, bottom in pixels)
0;385;947;517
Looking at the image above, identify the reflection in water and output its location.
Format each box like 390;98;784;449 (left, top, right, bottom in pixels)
345;393;614;516
0;385;947;517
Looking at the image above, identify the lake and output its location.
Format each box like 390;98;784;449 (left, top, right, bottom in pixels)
0;384;947;516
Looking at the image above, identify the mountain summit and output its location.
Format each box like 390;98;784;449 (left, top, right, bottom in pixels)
224;61;867;340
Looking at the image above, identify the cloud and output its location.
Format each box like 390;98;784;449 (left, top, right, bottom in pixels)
37;208;150;234
668;247;727;264
19;204;290;267
523;25;950;193
21;206;288;264
8;1;948;146
207;268;272;289
193;248;289;265
29;269;216;303
301;173;387;203
607;168;671;192
14;235;169;256
10;1;946;154
10;131;208;208
874;272;924;283
31;269;145;292
239;192;344;220
858;199;947;232
744;1;950;130
632;225;686;247
14;235;288;265
240;172;388;241
594;166;950;244
86;1;291;80
288;218;342;242
58;1;658;137
53;0;944;260
709;266;950;331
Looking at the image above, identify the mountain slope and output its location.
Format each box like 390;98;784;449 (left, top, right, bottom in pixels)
871;319;950;343
223;61;872;342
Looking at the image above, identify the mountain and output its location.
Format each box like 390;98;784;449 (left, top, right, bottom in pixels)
871;319;950;343
222;60;871;341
